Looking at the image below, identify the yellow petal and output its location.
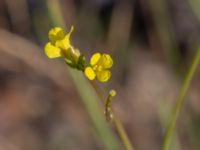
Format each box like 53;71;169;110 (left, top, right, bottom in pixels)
90;53;101;66
55;37;71;50
96;70;111;82
84;66;96;80
55;26;74;50
44;42;62;58
63;26;74;44
100;54;113;69
48;27;65;44
67;26;74;37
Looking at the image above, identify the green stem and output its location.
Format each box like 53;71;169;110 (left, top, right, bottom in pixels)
113;117;133;150
162;48;200;150
90;81;134;150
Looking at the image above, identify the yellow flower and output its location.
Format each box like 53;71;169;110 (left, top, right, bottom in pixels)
44;26;74;58
84;53;113;82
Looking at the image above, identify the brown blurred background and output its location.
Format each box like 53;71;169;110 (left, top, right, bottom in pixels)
0;0;200;150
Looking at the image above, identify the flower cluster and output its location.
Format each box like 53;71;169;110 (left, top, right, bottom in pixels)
44;26;113;82
44;26;83;69
45;26;75;58
84;53;113;82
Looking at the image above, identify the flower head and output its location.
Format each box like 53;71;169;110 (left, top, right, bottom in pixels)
84;53;113;82
44;26;74;58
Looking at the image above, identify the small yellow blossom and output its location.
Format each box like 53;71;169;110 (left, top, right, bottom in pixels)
84;53;113;82
44;26;74;58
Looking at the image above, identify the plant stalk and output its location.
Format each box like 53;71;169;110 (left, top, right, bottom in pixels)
90;81;134;150
162;48;200;150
